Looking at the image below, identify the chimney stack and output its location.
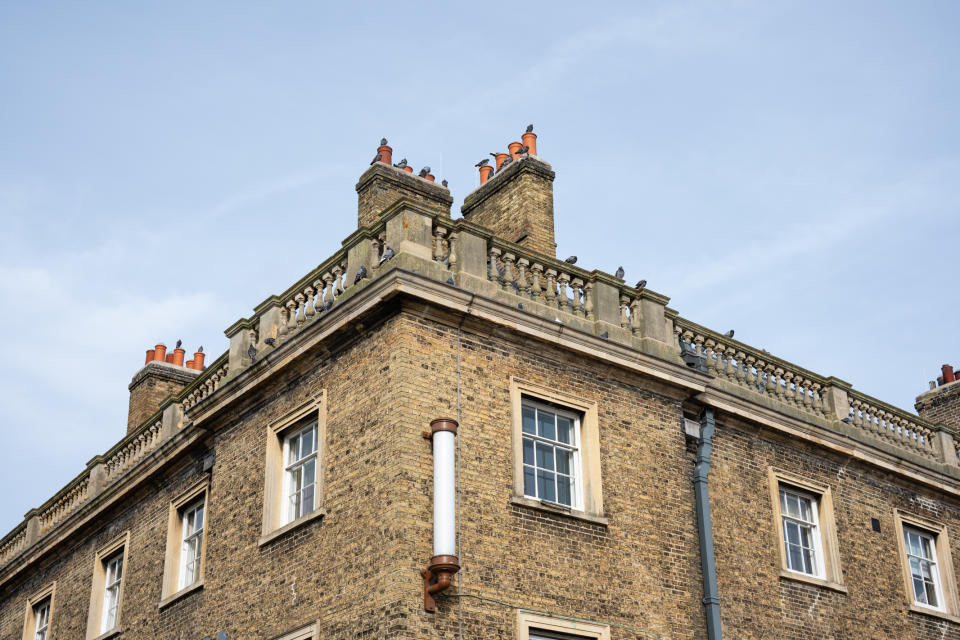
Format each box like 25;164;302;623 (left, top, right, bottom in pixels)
127;341;201;434
915;361;960;431
461;126;556;257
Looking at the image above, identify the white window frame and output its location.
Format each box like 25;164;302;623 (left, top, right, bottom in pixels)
904;525;944;611
178;499;205;590
517;611;609;640
33;599;50;640
22;582;55;640
85;532;129;640
520;398;583;510
894;510;960;621
160;480;209;606
100;551;123;634
283;421;319;524
779;486;825;579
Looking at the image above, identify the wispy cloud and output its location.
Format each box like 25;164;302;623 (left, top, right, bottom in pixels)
208;165;346;219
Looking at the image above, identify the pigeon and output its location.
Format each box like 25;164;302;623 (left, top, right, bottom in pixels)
615;266;624;279
418;166;430;178
635;279;647;290
723;329;735;338
380;138;388;146
841;416;853;424
394;158;408;169
175;339;182;349
564;256;577;264
263;337;275;346
370;153;382;165
500;155;513;169
198;346;203;353
441;179;448;188
354;265;367;284
475;158;490;167
525;124;534;133
379;246;395;265
247;343;257;363
517;145;529;155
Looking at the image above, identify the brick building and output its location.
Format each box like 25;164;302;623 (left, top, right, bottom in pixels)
2;130;960;639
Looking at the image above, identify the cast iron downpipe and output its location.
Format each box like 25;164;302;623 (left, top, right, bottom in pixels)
695;408;722;639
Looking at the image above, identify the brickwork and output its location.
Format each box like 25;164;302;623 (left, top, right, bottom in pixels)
126;363;198;433
917;381;960;431
461;156;557;257
356;162;453;228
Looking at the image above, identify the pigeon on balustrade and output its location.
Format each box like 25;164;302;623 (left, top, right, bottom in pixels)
354;265;367;284
442;179;448;188
394;158;408;169
564;256;578;264
418;166;431;178
379;246;395;265
370;153;382;165
615;266;625;279
723;329;735;338
264;337;276;346
247;344;257;363
475;158;490;167
380;138;388;146
635;279;647;290
526;124;534;133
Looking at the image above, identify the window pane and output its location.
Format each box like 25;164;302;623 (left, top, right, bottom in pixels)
194;505;204;531
302;427;315;456
555;448;571;475
784;521;801;546
538;410;556;440
535;442;555;471
522;406;536;434
925;580;939;607
797;496;811;521
913;576;927;603
523;438;534;465
304;459;316;485
302;484;315;514
557;475;571;506
556;416;571;444
524;466;536;497
537;469;556;503
788;544;804;572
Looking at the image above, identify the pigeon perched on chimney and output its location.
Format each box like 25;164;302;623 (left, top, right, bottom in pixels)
441;179;448;187
394;158;408;169
264;337;275;346
379;246;395;265
500;155;513;169
175;339;182;349
526;124;534;133
354;265;367;284
723;329;735;338
475;158;490;167
247;344;257;363
380;138;388;146
198;346;203;353
615;266;625;279
517;145;529;155
370;153;382;165
635;279;647;290
418;166;430;178
564;256;577;264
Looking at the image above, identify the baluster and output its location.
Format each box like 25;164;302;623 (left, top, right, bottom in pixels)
502;253;516;292
517;258;530;296
557;273;570;311
333;264;345;295
321;274;333;310
704;340;718;376
585;282;595;320
619;295;630;328
810;382;823;414
433;227;444;261
782;372;796;404
294;293;306;326
531;264;543;300
764;364;777;397
285;300;298;333
447;232;458;270
370;237;381;272
735;351;747;385
693;334;705;362
630;297;642;335
545;269;557;304
309;280;321;314
800;378;812;411
723;346;736;380
488;247;501;284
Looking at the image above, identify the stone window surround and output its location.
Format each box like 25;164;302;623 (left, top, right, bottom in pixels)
21;581;55;640
893;509;960;623
85;531;129;640
767;468;846;593
159;479;210;608
260;391;327;546
517;610;610;639
269;622;317;640
510;378;603;521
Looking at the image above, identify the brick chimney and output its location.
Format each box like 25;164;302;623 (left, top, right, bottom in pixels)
127;344;202;434
915;363;960;430
356;143;453;228
461;153;556;258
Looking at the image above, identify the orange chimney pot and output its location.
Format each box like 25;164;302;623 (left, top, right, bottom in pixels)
186;359;195;369
377;144;393;167
145;349;155;365
425;174;435;182
508;141;522;159
194;351;206;370
165;353;174;363
154;344;167;362
173;348;186;367
479;164;494;185
494;153;509;169
521;131;537;156
403;165;414;173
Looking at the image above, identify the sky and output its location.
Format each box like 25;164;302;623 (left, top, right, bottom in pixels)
1;1;958;533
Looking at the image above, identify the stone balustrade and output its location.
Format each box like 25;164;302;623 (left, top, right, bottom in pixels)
37;476;89;535
181;356;229;411
102;419;164;482
846;390;941;461
0;524;27;566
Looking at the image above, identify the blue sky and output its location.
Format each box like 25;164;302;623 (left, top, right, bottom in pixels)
1;1;958;532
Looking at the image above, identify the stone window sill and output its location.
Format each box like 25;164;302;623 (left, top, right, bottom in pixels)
258;508;326;547
91;627;122;640
908;603;960;624
158;580;203;610
509;495;608;526
778;569;847;594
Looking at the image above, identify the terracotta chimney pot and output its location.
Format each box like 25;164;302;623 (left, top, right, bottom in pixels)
194;350;206;370
494;152;509;169
378;144;393;167
508;141;523;160
425;174;435;182
173;348;186;367
145;349;155;365
154;344;167;362
521;131;537;156
164;353;174;364
479;164;494;185
403;165;414;173
944;364;956;383
186;359;195;369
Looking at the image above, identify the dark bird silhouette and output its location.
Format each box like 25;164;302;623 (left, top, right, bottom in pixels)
380;138;388;146
247;344;257;363
354;265;367;284
441;179;448;187
263;337;275;346
175;339;182;349
564;256;577;264
500;155;513;169
198;346;203;353
489;152;499;159
525;124;534;133
394;158;408;169
614;266;624;279
418;166;430;177
723;329;735;338
841;416;853;424
635;279;647;290
517;145;529;155
379;246;395;265
475;158;490;167
370;153;382;165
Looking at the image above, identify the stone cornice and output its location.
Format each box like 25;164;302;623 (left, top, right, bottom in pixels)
128;361;200;391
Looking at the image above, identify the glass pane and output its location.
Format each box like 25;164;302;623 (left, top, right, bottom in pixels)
908;532;922;557
925;580;939;607
304;459;316;485
920;535;933;560
555;448;571;475
538;410;556;440
523;438;534;465
522;406;536;434
913;576;927;603
537;469;556;503
798;524;812;549
523;466;536;497
785;521;801;546
557;475;571;506
788;544;804;572
194;505;204;531
780;489;787;513
302;484;315;513
803;547;816;575
910;557;923;579
556;416;571;444
535;442;555;471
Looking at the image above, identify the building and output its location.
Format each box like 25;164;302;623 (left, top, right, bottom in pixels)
2;130;960;640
